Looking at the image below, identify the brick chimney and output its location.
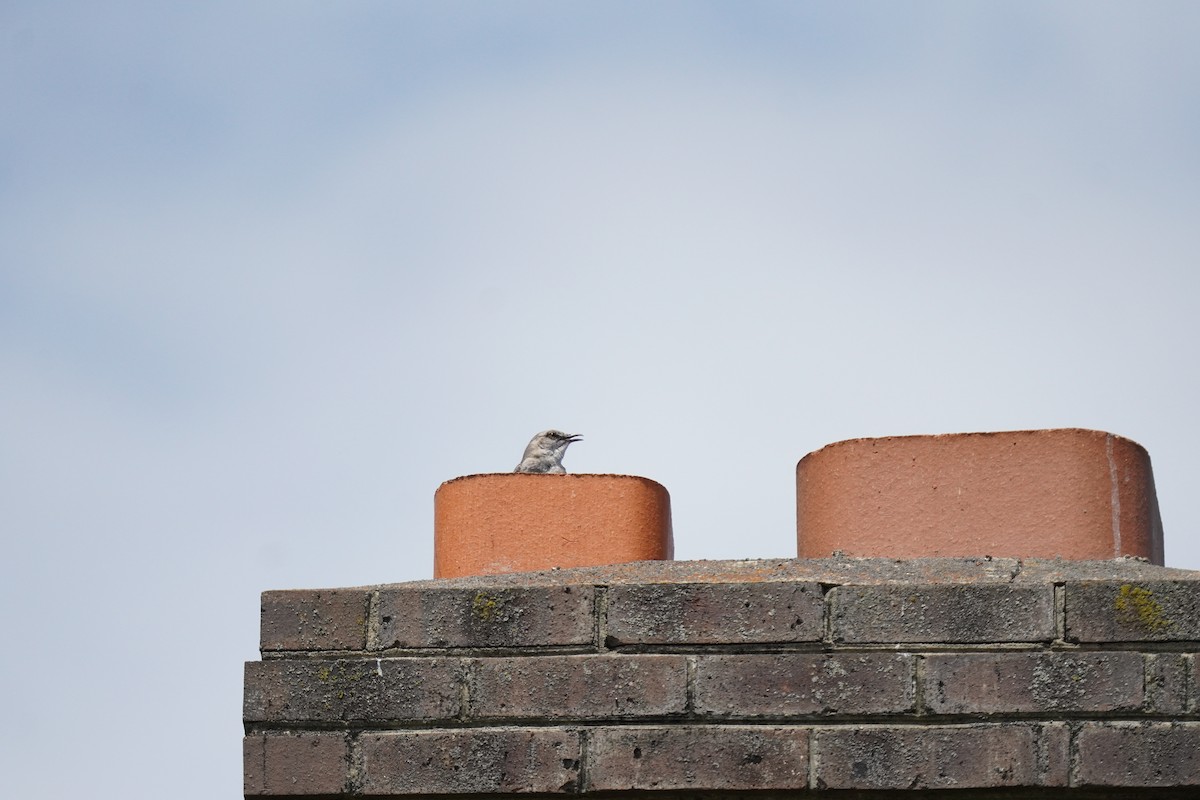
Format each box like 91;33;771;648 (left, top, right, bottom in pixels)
244;429;1199;797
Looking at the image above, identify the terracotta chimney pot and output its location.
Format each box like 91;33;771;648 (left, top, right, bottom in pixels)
796;428;1163;564
434;473;673;578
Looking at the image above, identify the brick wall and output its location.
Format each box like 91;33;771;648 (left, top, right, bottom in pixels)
244;557;1200;797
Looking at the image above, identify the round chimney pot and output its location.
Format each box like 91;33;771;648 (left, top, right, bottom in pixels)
434;473;673;578
796;428;1164;564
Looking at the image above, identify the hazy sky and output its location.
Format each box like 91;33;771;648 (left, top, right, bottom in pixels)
3;2;1199;796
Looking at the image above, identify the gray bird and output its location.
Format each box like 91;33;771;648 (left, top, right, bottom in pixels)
514;430;582;474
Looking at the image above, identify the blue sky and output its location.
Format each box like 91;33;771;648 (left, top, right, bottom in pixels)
3;2;1200;796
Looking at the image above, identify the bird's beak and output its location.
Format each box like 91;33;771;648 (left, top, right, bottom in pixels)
567;433;583;443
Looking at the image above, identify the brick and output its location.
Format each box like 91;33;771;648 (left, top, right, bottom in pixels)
830;584;1055;643
375;585;594;648
606;581;823;645
587;726;808;791
244;658;461;724
470;654;686;720
359;728;580;795
1039;722;1070;787
1076;722;1200;786
261;589;370;652
812;724;1041;790
244;732;349;796
1192;654;1199;714
1065;580;1200;642
1145;653;1190;714
695;653;915;717
923;652;1144;714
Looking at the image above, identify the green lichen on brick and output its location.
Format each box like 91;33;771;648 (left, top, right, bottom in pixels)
316;662;366;685
1114;584;1173;632
472;592;503;622
314;661;373;712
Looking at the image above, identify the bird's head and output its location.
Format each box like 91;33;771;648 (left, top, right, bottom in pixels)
526;429;582;456
515;429;583;472
542;430;583;444
539;429;582;451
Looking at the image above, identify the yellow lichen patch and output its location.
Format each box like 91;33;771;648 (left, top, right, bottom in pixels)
472;592;502;622
316;663;364;684
1114;584;1173;632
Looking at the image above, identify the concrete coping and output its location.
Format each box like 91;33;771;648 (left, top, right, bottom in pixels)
366;556;1199;591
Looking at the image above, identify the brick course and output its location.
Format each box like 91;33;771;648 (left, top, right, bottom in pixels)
261;589;370;652
245;558;1200;797
374;584;595;649
1064;580;1200;642
922;652;1145;715
469;654;688;720
830;584;1056;643
811;724;1052;790
1192;654;1199;714
695;653;915;717
1145;653;1191;714
606;581;824;645
244;732;349;796
244;658;462;724
358;728;581;795
587;725;809;791
1076;722;1200;786
1040;722;1071;788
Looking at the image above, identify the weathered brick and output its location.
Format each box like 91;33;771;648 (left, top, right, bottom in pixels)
470;654;687;720
812;724;1042;790
244;732;349;796
1192;654;1199;714
1145;653;1190;714
261;589;370;652
695;653;915;717
244;658;461;724
606;581;823;645
1039;722;1070;787
830;584;1055;643
587;725;808;791
359;728;580;795
923;652;1144;714
1076;722;1200;786
375;585;594;648
1065;580;1200;642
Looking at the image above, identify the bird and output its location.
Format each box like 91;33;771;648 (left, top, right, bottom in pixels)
514;430;582;474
